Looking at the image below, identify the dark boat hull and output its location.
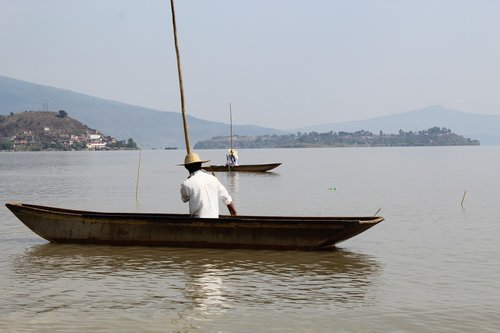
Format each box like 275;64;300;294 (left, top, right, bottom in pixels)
5;202;383;250
202;163;282;172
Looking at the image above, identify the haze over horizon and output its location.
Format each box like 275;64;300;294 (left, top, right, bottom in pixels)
2;1;500;129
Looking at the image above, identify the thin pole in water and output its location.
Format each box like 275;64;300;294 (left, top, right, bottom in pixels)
461;190;467;207
135;147;142;201
169;0;191;154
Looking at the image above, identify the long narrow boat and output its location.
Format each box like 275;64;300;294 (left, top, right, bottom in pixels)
5;202;383;250
203;163;281;172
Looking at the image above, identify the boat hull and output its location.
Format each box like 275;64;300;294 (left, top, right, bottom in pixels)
5;202;383;250
202;163;282;172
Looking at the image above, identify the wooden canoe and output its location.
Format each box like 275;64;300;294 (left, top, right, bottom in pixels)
202;163;282;172
5;202;383;250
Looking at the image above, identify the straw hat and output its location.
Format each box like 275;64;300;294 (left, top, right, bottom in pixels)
228;148;238;158
178;152;210;166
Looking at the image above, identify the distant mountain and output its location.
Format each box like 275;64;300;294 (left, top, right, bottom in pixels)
295;105;500;145
2;75;499;147
0;75;283;149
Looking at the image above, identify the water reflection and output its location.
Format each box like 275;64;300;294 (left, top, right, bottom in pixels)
226;171;239;193
223;171;280;193
11;244;382;315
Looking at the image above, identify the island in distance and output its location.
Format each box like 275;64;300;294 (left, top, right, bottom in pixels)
0;110;138;151
0;110;479;152
194;127;479;149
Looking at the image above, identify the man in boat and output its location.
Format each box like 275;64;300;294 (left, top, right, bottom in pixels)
180;152;237;218
226;148;239;167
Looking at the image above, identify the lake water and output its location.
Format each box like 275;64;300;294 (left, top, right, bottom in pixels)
1;147;499;332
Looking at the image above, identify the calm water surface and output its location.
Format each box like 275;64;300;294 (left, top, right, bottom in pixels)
1;147;499;332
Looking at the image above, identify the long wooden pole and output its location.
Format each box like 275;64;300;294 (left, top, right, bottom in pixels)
229;102;233;150
169;0;191;154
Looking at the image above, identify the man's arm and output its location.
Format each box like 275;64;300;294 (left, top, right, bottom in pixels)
227;202;237;216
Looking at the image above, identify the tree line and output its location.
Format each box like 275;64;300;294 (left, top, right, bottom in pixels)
194;127;479;149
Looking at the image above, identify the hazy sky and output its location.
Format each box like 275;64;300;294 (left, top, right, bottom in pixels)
2;1;500;129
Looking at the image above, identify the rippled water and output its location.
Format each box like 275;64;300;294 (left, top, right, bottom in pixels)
1;148;500;332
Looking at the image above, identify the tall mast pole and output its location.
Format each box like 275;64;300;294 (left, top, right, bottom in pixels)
169;0;191;154
229;102;233;150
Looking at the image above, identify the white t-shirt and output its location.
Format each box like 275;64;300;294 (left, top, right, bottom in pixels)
180;170;233;218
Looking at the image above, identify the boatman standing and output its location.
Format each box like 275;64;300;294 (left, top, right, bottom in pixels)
180;153;237;218
226;148;239;167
